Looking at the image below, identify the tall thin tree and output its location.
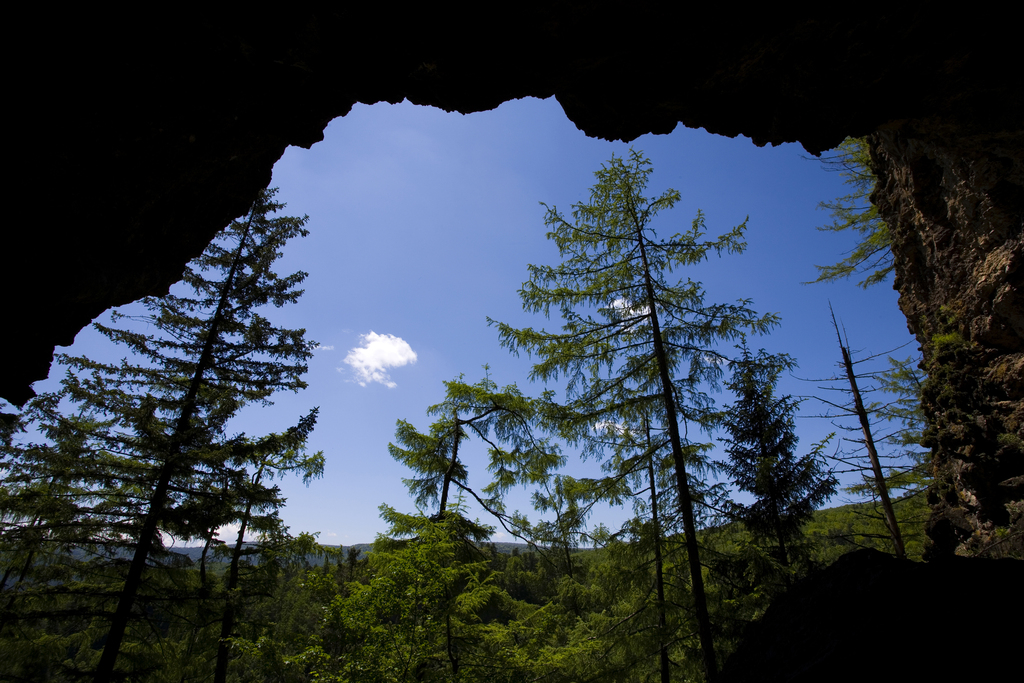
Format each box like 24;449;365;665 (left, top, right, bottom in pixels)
829;311;906;560
12;188;319;680
491;150;778;681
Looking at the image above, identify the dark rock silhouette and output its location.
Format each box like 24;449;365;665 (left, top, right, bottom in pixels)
720;549;1023;682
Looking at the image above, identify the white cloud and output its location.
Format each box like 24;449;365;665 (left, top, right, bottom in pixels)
608;298;649;331
214;523;258;543
315;344;335;351
609;297;647;315
594;421;628;435
342;331;418;388
702;352;729;366
609;297;630;316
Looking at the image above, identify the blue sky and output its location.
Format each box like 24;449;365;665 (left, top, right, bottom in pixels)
34;97;919;546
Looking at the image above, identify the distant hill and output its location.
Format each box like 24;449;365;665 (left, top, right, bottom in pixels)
164;543;375;566
155;497;919;566
164;540;540;565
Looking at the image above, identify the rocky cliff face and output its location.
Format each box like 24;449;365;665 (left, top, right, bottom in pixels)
871;127;1023;557
7;6;1023;555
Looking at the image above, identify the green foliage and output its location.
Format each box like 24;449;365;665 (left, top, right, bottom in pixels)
854;355;930;496
808;137;893;288
804;494;929;563
1;150;951;682
277;512;523;683
810;329;931;560
228;537;356;683
490;148;776;487
492;151;774;413
225;505;932;683
212;413;325;683
721;343;837;571
388;370;559;546
492;149;778;682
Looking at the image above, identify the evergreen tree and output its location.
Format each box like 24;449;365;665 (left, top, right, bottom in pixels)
720;343;837;571
2;188;318;680
525;472;600;582
490;150;779;681
805;133;932;552
838;353;930;509
0;397;106;679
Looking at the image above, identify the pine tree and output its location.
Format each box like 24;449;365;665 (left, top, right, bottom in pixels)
490;150;779;681
0;396;105;678
525;471;599;582
859;354;931;510
2;188;318;680
721;343;837;571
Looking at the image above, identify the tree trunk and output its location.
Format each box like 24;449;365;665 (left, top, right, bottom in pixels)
94;204;257;682
636;228;718;683
439;410;460;515
645;421;671;683
833;316;906;561
445;613;459;680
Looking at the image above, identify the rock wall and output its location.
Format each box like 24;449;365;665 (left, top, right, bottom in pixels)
871;127;1023;557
